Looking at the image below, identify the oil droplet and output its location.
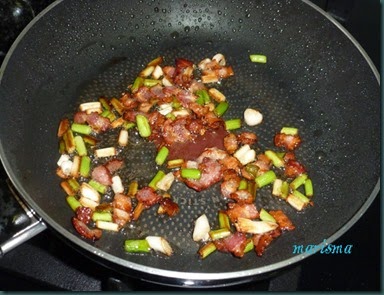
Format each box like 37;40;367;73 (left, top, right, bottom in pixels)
170;31;179;38
315;150;327;160
184;26;190;33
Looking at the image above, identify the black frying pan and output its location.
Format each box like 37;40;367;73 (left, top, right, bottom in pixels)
0;0;380;287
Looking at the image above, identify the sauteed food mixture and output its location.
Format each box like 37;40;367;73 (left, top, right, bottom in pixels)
56;54;313;258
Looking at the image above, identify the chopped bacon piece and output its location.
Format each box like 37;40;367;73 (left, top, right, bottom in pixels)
255;154;271;175
284;159;306;178
105;159;124;174
226;203;259;223
184;158;223;192
229;190;254;204
274;133;302;151
283;151;296;162
237;132;257;146
134;86;152;102
113;208;131;228
197;147;228;163
223;133;239;154
158;198;180;217
149;84;166;99
136;187;162;207
91;165;112;186
86;112;111;132
162;66;176;78
162;117;193;145
253;228;282;257
72;217;102;241
221;170;241;198
269;210;295;231
213;232;248;258
75;206;92;224
219;156;242;174
73;111;88;124
120;93;139;110
113;193;132;212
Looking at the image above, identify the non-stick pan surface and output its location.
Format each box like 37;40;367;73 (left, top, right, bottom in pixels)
0;0;380;287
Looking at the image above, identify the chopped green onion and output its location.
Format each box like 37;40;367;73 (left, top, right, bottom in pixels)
198;242;217;259
99;97;111;111
79;156;91;178
74;135;87;156
280;127;298;135
71;123;92;135
148;170;165;189
290;174;308;190
260;208;277;223
249;54;267;63
218;211;231;230
172;98;181;109
167;158;184;169
128;180;139;197
59;140;66;154
63;129;76;153
143;79;161;87
101;109;117;122
180;168;201;179
304;178;314;197
209;228;231;240
214;101;229;117
155;146;169;166
110;98;124;115
292;189;310;203
131;77;144;93
83;135;97;146
88;179;108;194
92;211;113;222
225;118;242;130
255;170;276;188
66;195;81;211
195;89;211;104
265;150;284;168
67;178;80;192
244;163;259;179
281;181;289;199
136;114;151;138
244;238;254;253
238;179;248;190
124;239;151;253
123;122;136;130
247;181;257;198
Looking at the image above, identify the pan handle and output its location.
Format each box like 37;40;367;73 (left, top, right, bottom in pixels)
0;179;47;257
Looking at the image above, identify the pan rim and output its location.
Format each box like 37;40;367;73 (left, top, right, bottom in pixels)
0;0;380;286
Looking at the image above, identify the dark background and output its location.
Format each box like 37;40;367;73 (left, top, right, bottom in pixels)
0;0;381;291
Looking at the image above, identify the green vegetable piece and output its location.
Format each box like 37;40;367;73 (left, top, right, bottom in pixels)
88;179;108;194
280;127;298;135
131;77;144;93
180;168;201;180
92;211;113;222
198;242;217;259
155;146;169;166
195;89;211;104
255;170;276;188
79;156;91;178
293;189;310;203
71;123;92;135
244;238;254;253
214;101;229;117
265;150;284;168
290;174;308;190
249;54;267;63
218;211;231;230
66;195;81;211
304;178;314;197
74;135;87;156
136;114;151;138
67;178;80;192
238;179;248;190
209;228;231;240
280;181;289;199
124;239;151;253
225;118;242;130
259;208;277;223
148;170;165;189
